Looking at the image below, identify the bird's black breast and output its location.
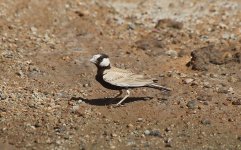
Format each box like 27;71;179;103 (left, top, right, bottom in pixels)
95;69;124;90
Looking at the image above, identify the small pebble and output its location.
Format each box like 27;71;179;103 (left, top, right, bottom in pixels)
165;50;178;58
232;99;241;105
0;91;7;100
187;100;197;109
128;23;135;30
144;130;151;135
201;118;211;125
83;84;89;87
56;140;61;145
203;102;209;105
137;118;144;122
72;105;80;111
228;76;238;83
165;138;172;147
183;78;194;84
144;130;162;137
203;82;211;88
110;145;116;149
111;133;117;137
16;70;24;78
151;130;162;137
127;124;134;128
210;74;218;78
165;127;171;132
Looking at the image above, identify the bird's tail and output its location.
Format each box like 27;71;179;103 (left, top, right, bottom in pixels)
147;83;172;91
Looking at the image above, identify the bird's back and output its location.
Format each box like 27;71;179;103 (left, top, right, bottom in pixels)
103;67;155;88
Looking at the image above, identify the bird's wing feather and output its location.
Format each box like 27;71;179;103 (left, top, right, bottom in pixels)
103;67;154;87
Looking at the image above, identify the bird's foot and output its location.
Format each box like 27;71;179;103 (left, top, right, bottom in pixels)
107;104;125;109
114;103;125;107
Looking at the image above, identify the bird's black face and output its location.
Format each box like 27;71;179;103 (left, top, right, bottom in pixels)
90;54;110;68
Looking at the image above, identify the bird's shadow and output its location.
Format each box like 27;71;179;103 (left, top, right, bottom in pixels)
70;96;152;106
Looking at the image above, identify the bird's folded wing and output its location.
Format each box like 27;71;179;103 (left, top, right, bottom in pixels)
103;68;154;87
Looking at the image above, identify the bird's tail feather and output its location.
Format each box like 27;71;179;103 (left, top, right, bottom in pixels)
147;83;172;91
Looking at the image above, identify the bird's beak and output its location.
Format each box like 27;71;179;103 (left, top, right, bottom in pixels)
90;57;96;63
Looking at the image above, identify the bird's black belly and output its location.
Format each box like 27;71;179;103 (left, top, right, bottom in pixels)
95;74;124;90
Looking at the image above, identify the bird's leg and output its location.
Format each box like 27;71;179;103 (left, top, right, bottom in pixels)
114;90;123;98
116;89;130;106
109;90;123;105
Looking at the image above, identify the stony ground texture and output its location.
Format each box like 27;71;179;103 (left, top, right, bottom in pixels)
0;0;241;149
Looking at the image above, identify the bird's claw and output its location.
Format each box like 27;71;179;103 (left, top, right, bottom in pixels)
114;104;124;107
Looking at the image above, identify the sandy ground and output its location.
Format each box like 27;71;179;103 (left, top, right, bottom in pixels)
0;0;241;149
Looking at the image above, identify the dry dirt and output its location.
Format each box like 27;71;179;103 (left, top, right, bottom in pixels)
0;0;241;149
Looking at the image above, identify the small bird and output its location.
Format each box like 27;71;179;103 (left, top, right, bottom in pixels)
90;54;171;106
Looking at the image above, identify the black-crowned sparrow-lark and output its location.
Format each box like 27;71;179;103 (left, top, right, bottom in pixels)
90;54;171;106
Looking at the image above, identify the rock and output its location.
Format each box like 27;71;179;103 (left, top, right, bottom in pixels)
228;87;234;93
209;73;218;78
144;130;162;137
165;50;178;58
197;94;212;101
144;130;151;135
2;50;14;58
203;82;211;88
113;16;125;25
126;141;135;146
201;118;211;125
232;99;241;105
155;19;183;30
203;102;209;105
238;136;241;141
127;124;134;128
217;86;229;94
0;91;7;100
29;65;40;72
165;127;171;132
111;133;117;137
179;73;187;78
83;83;89;88
183;78;194;84
187;45;241;71
72;47;84;51
165;138;172;147
150;130;162;137
135;40;150;50
30;26;37;34
222;33;230;40
34;121;42;128
16;70;24;78
187;100;197;109
72;105;80;112
28;101;37;109
56;140;61;145
74;10;85;17
110;145;116;149
137;118;144;122
228;76;239;83
128;23;135;30
135;38;164;52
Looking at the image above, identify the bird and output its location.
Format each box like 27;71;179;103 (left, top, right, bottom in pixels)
90;53;171;106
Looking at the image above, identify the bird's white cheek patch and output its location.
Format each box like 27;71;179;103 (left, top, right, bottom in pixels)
100;58;110;67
